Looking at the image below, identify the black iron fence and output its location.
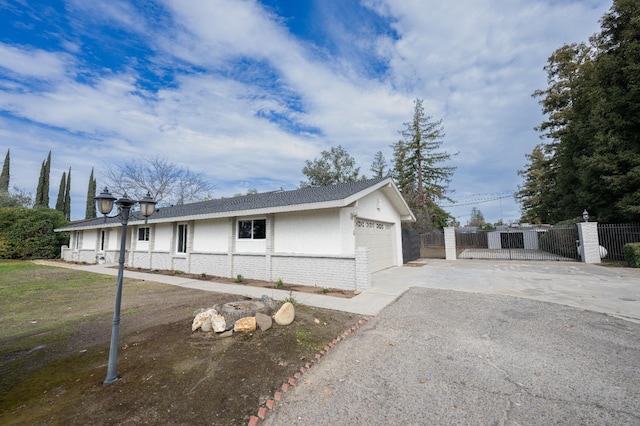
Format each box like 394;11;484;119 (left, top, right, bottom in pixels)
597;223;640;262
402;229;421;263
454;226;579;261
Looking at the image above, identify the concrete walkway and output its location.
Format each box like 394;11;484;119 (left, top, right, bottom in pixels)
71;259;640;322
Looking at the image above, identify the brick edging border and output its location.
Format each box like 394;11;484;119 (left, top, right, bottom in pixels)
247;316;372;426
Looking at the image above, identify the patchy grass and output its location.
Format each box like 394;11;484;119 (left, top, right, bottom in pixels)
0;261;360;425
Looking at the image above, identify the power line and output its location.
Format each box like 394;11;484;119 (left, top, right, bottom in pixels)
442;193;515;208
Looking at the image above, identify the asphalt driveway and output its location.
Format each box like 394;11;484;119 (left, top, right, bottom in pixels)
263;261;640;425
264;287;640;425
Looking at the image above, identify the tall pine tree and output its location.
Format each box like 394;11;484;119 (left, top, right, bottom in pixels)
85;167;97;219
522;0;640;222
392;98;456;229
0;149;9;193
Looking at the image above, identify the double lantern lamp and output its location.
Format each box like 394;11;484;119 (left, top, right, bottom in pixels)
94;188;156;385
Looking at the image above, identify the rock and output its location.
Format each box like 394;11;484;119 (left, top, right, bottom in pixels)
218;330;233;338
212;313;226;333
273;302;295;326
191;308;217;332
255;312;273;331
234;316;257;333
260;295;278;314
200;317;212;332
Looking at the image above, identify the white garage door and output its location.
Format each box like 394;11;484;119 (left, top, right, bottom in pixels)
354;219;396;272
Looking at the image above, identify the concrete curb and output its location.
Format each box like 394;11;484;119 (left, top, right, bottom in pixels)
247;317;371;426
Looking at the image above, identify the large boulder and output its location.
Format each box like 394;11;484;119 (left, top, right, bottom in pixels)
273;302;295;326
255;312;273;331
192;308;217;332
234;316;257;333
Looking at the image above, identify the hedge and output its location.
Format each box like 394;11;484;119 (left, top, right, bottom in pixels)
0;207;69;259
623;243;640;268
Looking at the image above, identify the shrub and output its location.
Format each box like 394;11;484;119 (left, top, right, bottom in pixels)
235;274;244;283
0;207;69;259
275;278;284;288
623;243;640;268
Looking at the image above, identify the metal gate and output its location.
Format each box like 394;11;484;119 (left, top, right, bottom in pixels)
455;226;579;261
420;228;445;259
597;223;640;262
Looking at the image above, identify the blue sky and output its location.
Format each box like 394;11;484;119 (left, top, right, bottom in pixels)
1;0;610;223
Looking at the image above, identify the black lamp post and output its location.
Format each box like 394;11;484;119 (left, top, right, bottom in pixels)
94;187;156;386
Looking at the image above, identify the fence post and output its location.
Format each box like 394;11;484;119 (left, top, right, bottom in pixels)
444;227;457;260
577;222;601;264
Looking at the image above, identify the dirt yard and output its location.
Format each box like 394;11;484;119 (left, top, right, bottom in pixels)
0;262;362;425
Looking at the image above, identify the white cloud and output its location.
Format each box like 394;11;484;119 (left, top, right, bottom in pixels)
0;0;612;222
0;43;71;79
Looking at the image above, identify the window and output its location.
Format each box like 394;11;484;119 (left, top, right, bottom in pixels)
176;224;188;253
100;230;106;251
138;227;150;241
74;231;80;250
238;219;266;240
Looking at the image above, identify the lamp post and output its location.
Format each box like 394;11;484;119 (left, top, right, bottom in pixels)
94;188;156;386
582;209;589;222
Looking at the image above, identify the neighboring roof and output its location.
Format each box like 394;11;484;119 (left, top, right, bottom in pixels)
56;177;415;231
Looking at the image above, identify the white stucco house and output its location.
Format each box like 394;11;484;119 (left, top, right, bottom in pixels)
56;177;415;291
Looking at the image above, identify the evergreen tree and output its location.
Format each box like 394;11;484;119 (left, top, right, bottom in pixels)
515;144;558;223
85;168;97;219
0;149;9;193
55;171;66;212
64;168;71;220
522;0;640;222
300;145;361;187
370;151;387;178
467;207;486;227
35;160;46;207
35;151;51;208
391;98;456;229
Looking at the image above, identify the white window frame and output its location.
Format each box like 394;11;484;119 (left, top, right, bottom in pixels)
237;218;266;240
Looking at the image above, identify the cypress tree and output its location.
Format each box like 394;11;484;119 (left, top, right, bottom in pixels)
64;168;71;220
35;151;52;208
35;160;46;207
43;151;51;208
85;168;97;219
55;171;66;212
0;149;9;193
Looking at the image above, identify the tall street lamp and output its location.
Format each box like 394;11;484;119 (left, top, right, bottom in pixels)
94;188;156;386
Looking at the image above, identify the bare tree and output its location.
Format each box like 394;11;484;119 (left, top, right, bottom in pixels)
101;156;215;206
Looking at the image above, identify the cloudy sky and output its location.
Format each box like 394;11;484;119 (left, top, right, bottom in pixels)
1;0;610;223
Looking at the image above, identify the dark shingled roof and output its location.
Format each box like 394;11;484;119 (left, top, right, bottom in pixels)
58;177;390;230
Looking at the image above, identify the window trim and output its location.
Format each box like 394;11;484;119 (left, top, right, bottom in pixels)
237;218;266;240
